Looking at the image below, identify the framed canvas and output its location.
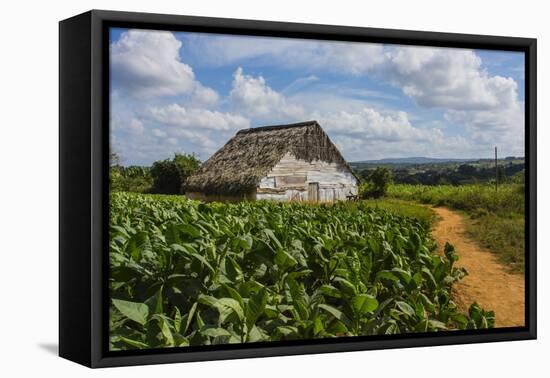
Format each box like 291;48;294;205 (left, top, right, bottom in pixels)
59;9;537;368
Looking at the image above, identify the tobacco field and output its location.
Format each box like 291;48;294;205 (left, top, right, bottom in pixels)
109;192;494;350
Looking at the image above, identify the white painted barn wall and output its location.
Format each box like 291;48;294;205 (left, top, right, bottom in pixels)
256;152;358;202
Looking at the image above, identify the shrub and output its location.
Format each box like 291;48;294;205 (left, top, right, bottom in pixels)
150;159;182;194
359;167;392;199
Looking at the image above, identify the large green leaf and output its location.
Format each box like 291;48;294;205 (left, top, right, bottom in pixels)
351;294;379;316
198;295;244;323
151;314;175;346
333;277;357;297
182;302;198;334
112;299;149;325
125;232;151;262
263;229;283;250
145;286;164;315
395;301;415;317
317;284;342;298
217;298;244;321
275;249;297;270
223;284;244;310
201;327;232;338
245;288;268;331
318;303;352;329
190;252;215;273
180;224;201;238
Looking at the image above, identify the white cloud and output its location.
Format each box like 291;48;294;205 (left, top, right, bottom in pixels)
319;108;440;142
445;102;524;132
189;35;520;111
312;107;481;160
332;132;473;161
110;31;525;163
111;116;180;165
148;103;250;131
384;46;519;111
186;35;385;75
187;35;523;147
444;101;525;156
224;66;502;159
151;128;167;138
126;118;144;134
381;46;524;156
111;30;219;103
191;84;219;107
282;75;319;94
230;67;306;121
111;30;195;98
110;91;248;164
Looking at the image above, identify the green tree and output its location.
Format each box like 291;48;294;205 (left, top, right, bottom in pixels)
121;166;153;193
173;153;201;178
150;153;201;194
150;159;181;194
359;167;392;199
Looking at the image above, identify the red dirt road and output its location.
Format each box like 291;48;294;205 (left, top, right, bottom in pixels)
431;207;525;327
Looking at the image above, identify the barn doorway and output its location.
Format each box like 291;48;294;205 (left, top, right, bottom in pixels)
308;182;319;202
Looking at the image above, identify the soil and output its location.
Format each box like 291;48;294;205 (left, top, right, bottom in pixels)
431;206;525;327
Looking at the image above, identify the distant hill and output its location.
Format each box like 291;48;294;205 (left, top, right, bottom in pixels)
351;157;477;165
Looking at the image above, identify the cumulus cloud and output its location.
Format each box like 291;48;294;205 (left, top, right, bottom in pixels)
111;116;177;165
230;67;306;120
310;107;481;160
110;30;525;164
111;108;248;164
227;69;447;155
384;46;519;111
380;46;524;155
187;34;523;139
147;103;250;131
191;84;219;107
225;63;515;159
110;90;249;164
110;29;219;103
319;108;440;142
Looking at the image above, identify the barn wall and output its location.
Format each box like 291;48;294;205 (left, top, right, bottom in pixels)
256;152;358;202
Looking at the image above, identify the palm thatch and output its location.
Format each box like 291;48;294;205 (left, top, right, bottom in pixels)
184;121;354;195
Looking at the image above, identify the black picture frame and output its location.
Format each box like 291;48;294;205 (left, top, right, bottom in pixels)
59;9;537;368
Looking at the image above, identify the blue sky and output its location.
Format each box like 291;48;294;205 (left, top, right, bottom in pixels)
109;28;525;166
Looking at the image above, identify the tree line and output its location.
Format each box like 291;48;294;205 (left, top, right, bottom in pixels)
110;152;201;194
358;163;525;186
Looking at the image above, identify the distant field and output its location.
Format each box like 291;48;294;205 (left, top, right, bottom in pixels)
387;184;525;272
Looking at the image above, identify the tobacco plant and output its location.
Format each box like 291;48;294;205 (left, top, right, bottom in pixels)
109;193;494;350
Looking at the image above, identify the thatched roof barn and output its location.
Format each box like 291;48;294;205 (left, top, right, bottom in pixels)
184;121;358;202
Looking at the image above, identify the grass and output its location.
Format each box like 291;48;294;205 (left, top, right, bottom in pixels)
386;184;525;273
361;198;436;230
387;183;524;215
464;213;525;272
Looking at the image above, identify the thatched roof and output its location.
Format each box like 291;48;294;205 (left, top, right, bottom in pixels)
184;121;355;195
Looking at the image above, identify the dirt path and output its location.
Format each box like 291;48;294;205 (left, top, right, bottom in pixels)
431;207;524;327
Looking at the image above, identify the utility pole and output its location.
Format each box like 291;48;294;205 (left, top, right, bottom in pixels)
495;146;498;192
